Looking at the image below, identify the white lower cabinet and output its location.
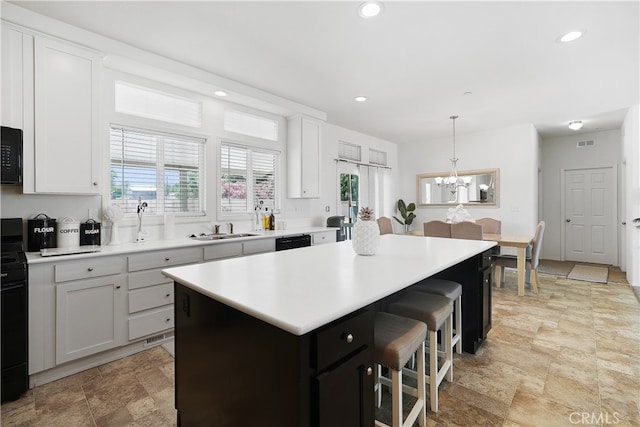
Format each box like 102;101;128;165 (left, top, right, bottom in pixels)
55;275;126;365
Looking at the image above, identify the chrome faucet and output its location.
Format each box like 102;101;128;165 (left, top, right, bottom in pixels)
227;223;234;234
213;224;221;234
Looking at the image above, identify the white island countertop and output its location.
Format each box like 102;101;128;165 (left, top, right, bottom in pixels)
162;234;496;336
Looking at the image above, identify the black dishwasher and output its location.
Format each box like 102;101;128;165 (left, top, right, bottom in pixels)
275;234;311;251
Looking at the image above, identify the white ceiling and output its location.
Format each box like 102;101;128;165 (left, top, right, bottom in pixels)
9;1;640;143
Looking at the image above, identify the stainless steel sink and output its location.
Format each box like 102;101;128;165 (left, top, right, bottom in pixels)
190;233;259;241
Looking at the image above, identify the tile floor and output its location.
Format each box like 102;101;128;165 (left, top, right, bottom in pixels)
2;264;638;427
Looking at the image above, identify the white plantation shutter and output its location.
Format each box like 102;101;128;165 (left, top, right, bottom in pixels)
220;143;278;214
110;126;205;216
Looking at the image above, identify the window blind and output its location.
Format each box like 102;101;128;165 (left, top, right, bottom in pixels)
110;126;205;216
369;148;387;166
220;143;277;214
338;141;362;162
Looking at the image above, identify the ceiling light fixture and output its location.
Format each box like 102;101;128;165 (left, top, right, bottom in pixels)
569;120;583;131
434;115;471;202
354;96;368;102
214;90;227;97
358;1;383;18
559;31;583;43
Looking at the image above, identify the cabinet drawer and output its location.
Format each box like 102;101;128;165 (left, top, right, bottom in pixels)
313;231;336;245
203;242;243;261
129;307;174;341
242;239;275;255
129;283;173;314
129;269;172;290
314;309;373;372
54;257;124;283
128;247;202;272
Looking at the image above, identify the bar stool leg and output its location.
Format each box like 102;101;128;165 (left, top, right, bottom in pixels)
445;315;453;383
454;296;462;354
391;369;402;427
416;341;426;427
428;329;438;412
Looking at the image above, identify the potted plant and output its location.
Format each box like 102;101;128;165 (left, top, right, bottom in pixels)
393;199;416;233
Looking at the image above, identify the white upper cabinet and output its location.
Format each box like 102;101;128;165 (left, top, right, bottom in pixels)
287;115;321;198
33;37;101;194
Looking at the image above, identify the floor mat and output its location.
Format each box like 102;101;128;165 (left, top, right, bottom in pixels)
567;264;609;283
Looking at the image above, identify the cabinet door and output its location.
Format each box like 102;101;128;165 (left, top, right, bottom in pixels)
287;115;321;198
34;37;100;194
55;276;126;364
313;347;374;427
300;118;321;198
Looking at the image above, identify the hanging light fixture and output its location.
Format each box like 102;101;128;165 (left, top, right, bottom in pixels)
445;115;462;200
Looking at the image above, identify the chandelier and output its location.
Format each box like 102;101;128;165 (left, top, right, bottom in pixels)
434;115;470;201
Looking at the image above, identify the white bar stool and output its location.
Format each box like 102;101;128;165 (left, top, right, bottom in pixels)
387;291;453;413
374;312;427;427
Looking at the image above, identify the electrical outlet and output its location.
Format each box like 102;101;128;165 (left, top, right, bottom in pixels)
325;205;330;212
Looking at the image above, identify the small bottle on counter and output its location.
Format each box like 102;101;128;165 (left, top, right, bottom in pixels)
269;210;275;231
262;208;271;231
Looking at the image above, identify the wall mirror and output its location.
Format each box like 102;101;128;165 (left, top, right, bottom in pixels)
416;168;499;207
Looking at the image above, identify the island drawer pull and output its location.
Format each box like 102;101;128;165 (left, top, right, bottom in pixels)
345;333;354;344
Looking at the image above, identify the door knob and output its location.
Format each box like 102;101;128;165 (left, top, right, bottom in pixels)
566;219;571;223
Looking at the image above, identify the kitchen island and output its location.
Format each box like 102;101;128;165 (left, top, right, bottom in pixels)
162;234;495;426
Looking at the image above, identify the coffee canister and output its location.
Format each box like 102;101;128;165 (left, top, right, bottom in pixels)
27;213;57;252
80;219;101;246
57;217;80;249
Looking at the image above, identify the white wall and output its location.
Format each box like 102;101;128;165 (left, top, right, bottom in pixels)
398;123;539;236
622;106;640;286
540;129;622;263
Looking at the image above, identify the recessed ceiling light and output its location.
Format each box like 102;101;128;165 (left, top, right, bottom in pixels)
354;96;368;102
569;120;583;131
214;90;227;97
358;1;383;18
558;31;584;43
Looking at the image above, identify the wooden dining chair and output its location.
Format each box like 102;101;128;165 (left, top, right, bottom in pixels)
493;221;546;293
475;218;501;234
423;221;451;238
377;217;393;235
451;221;483;240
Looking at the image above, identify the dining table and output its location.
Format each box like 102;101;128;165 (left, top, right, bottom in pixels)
406;229;533;296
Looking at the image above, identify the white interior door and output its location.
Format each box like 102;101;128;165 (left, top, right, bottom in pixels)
564;167;617;264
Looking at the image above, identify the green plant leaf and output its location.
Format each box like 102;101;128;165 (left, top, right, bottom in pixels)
397;199;406;212
406;203;416;212
393;216;404;225
405;213;416;225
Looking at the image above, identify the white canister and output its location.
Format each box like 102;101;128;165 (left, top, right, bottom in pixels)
57;217;80;248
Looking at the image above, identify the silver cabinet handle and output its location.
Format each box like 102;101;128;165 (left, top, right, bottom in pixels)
566;219;571;223
165;257;170;261
345;333;354;344
87;267;94;272
116;285;121;289
166;294;171;297
366;367;373;376
93;182;98;186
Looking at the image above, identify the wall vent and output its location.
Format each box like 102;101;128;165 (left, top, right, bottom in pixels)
144;333;168;347
576;140;595;148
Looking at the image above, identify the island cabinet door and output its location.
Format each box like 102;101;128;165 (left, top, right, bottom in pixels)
312;347;374;427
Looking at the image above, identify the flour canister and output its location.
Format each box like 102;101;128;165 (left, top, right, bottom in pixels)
57;217;80;248
80;219;101;246
27;213;57;252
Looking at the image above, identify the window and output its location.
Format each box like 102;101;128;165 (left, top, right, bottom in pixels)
338;141;362;162
115;81;202;128
369;148;387;166
220;142;278;215
223;110;279;141
110;126;205;216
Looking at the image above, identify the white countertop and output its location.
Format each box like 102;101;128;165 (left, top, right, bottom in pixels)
162;234;496;336
25;226;332;264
